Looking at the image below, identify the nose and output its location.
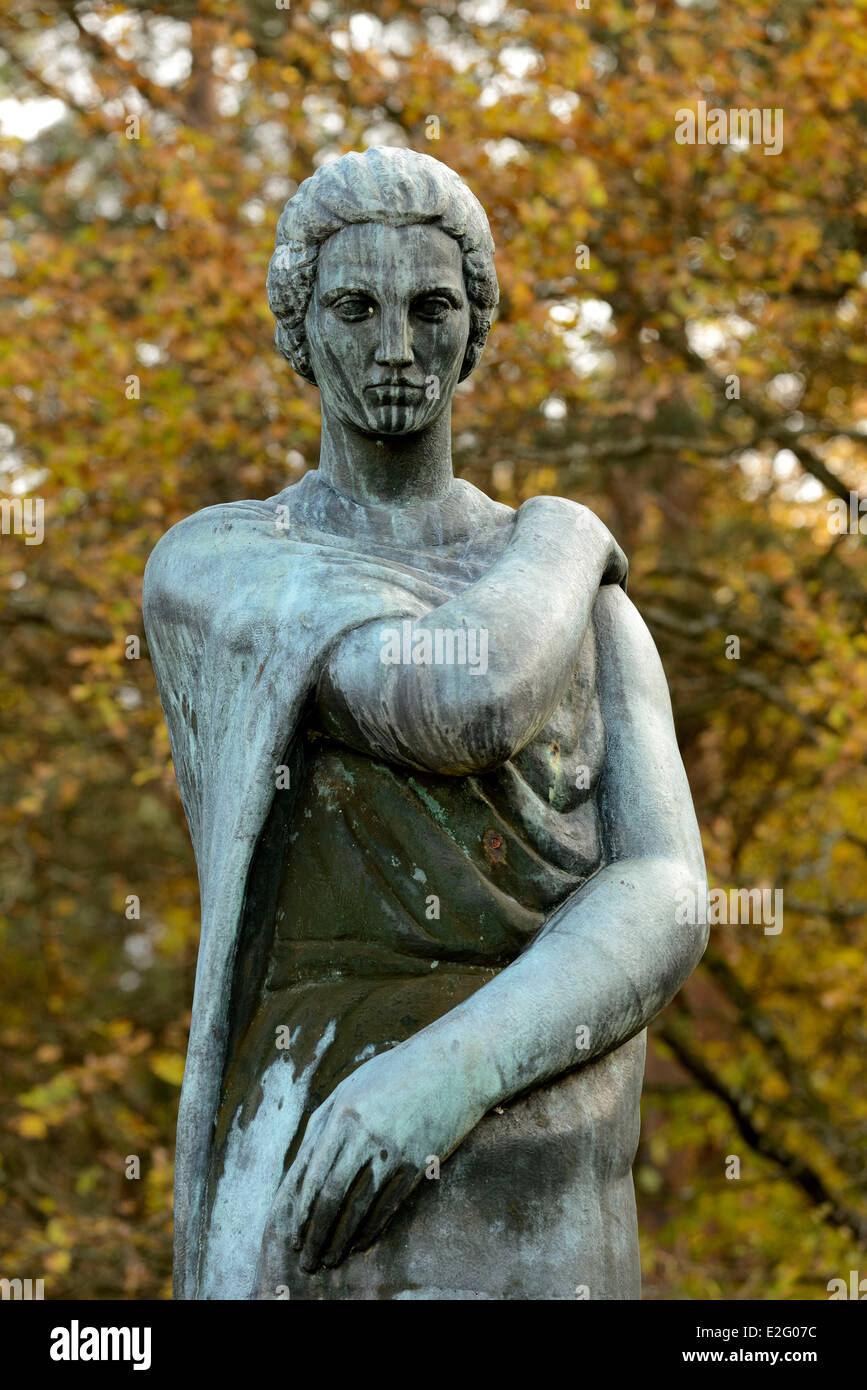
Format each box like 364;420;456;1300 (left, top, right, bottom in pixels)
375;306;413;368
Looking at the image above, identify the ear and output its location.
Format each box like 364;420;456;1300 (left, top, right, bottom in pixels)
458;348;480;382
274;324;318;386
458;315;493;381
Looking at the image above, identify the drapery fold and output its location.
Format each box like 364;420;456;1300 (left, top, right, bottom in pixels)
142;471;517;1297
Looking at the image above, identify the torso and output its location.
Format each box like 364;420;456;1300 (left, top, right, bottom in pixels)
199;473;644;1300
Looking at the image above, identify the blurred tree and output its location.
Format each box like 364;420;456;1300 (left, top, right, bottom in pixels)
0;0;864;1299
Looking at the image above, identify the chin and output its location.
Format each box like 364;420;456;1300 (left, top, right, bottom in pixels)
360;403;432;436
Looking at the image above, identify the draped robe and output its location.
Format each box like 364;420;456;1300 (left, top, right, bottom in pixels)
143;468;644;1300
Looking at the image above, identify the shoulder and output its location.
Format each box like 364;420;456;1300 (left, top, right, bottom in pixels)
453;477;515;525
142;496;284;626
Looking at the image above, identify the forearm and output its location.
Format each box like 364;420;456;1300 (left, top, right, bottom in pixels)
318;497;625;773
414;496;615;677
401;856;708;1120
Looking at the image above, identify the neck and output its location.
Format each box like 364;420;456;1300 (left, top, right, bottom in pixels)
316;404;454;506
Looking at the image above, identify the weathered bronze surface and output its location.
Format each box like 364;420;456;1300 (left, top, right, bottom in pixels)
143;147;707;1300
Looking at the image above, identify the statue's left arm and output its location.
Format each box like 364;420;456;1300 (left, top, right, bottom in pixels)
282;583;708;1272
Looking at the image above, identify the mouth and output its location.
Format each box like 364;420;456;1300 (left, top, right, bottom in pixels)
365;381;425;403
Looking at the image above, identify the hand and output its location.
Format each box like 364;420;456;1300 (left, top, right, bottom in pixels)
516;494;628;589
278;1035;485;1274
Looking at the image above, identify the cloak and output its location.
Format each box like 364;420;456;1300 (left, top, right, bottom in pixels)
142;469;518;1297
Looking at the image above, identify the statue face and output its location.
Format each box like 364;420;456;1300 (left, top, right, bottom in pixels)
305;222;471;436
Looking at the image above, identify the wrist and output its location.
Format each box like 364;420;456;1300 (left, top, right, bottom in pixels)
406;1012;498;1122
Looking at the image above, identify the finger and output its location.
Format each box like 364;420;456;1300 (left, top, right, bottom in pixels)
319;1160;379;1269
298;1153;366;1274
349;1163;420;1254
267;1163;306;1258
289;1101;333;1192
289;1127;344;1249
602;538;628;589
284;1128;320;1218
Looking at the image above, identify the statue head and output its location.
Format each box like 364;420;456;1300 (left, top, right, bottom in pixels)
266;147;499;437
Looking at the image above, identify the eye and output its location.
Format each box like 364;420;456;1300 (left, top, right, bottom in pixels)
332;295;376;323
413;296;453;322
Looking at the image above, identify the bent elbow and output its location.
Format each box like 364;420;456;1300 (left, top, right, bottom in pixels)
669;856;710;977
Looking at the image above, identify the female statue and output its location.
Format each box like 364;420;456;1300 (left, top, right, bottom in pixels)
143;147;707;1300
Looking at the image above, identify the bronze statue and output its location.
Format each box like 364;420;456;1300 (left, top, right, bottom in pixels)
143;147;707;1300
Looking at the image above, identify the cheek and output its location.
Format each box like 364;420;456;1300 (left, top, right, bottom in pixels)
309;324;376;417
307;328;382;427
423;314;470;378
309;317;368;376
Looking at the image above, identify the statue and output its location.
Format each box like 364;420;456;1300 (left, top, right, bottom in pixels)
143;147;708;1301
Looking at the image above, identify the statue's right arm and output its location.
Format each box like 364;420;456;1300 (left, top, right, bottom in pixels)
314;497;626;775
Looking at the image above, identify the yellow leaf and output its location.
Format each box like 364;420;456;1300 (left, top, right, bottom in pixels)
15;1113;48;1139
150;1051;185;1087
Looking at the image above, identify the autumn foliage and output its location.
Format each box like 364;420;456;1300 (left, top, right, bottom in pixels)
1;0;865;1299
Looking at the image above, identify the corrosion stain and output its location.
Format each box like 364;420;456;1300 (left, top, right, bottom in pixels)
482;828;506;866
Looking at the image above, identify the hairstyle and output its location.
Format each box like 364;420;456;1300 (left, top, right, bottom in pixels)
266;146;499;384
